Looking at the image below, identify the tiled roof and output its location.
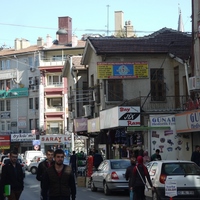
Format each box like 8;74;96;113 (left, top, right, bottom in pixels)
88;28;192;61
72;56;86;70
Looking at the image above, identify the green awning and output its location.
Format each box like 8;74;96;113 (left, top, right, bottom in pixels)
6;88;29;98
0;90;6;98
127;126;171;131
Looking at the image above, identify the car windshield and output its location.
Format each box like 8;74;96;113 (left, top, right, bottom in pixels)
162;162;200;175
111;160;130;169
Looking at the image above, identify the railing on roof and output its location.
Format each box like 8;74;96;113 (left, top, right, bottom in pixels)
127;95;189;113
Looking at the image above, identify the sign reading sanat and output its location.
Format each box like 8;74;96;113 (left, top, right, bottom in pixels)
97;62;148;79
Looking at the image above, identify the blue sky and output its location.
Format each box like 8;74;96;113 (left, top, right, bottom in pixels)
0;0;191;48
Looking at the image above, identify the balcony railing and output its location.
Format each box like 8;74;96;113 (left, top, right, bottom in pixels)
126;95;188;113
40;58;66;67
45;82;63;88
45;106;64;112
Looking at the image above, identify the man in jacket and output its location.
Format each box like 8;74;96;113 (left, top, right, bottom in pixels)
93;150;103;170
36;149;54;199
0;150;24;200
191;145;200;166
42;149;76;200
69;151;77;177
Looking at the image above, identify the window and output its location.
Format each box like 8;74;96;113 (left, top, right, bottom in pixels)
29;98;33;109
0;100;5;111
0;80;4;90
1;121;5;131
6;60;10;69
7;121;11;131
35;98;39;110
47;75;62;85
150;69;166;101
0;60;5;70
107;79;123;101
35;119;39;129
6;80;10;91
47;98;62;108
28;57;33;68
6;100;10;111
29;119;33;130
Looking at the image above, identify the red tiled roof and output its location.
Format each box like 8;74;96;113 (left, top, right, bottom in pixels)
88;28;192;61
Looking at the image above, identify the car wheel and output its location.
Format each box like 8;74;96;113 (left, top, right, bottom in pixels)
152;191;159;200
30;167;37;174
103;182;110;195
91;180;97;192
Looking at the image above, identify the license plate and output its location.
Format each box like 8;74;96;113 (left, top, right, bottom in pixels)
178;191;194;195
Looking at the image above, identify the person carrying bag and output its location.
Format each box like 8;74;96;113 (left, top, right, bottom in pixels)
130;156;154;200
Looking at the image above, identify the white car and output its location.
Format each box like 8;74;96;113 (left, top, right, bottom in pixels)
145;160;200;200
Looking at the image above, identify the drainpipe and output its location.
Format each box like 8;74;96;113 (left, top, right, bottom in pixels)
184;61;190;96
69;56;75;151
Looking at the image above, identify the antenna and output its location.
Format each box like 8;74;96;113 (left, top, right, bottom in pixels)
106;5;110;36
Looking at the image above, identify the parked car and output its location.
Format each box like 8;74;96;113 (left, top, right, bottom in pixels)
145;160;200;200
0;157;26;177
90;159;130;195
27;161;40;174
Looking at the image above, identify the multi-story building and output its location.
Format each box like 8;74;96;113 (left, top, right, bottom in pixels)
0;16;85;153
80;28;192;160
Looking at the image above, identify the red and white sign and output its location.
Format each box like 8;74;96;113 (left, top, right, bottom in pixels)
100;106;140;129
0;135;10;149
40;134;71;144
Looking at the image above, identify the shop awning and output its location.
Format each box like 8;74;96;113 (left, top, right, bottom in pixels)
127;126;171;131
0;90;6;98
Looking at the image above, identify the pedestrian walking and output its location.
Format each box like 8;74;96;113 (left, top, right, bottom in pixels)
125;157;136;200
36;149;54;199
70;151;77;178
93;150;103;170
131;156;154;200
0;150;24;200
151;149;162;161
42;149;76;200
191;145;200;166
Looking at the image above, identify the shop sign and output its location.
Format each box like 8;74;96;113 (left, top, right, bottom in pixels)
40;134;71;144
1;112;10;119
150;116;175;126
18;117;26;128
97;62;148;79
74;118;87;132
100;106;140;129
0;135;10;149
176;110;200;133
11;133;36;142
88;117;100;133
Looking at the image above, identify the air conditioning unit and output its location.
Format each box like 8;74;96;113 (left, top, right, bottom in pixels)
83;105;91;117
69;111;75;119
29;80;35;85
189;76;200;91
30;67;36;72
32;86;38;92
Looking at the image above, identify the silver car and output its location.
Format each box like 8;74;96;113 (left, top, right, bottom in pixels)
90;159;130;195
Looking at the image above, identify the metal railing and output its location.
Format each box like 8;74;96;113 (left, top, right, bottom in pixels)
127;95;188;113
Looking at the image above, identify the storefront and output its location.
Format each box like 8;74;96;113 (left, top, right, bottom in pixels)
74;118;88;153
175;110;200;159
40;134;71;153
149;115;191;160
100;106;141;159
11;133;36;153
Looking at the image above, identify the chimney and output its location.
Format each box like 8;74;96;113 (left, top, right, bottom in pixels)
15;38;21;50
72;35;78;47
57;16;72;45
21;38;30;49
115;11;124;36
37;37;44;46
46;34;52;48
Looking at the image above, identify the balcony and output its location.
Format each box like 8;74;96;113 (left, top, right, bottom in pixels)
45;82;63;88
125;95;188;113
40;58;66;67
45;106;64;112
